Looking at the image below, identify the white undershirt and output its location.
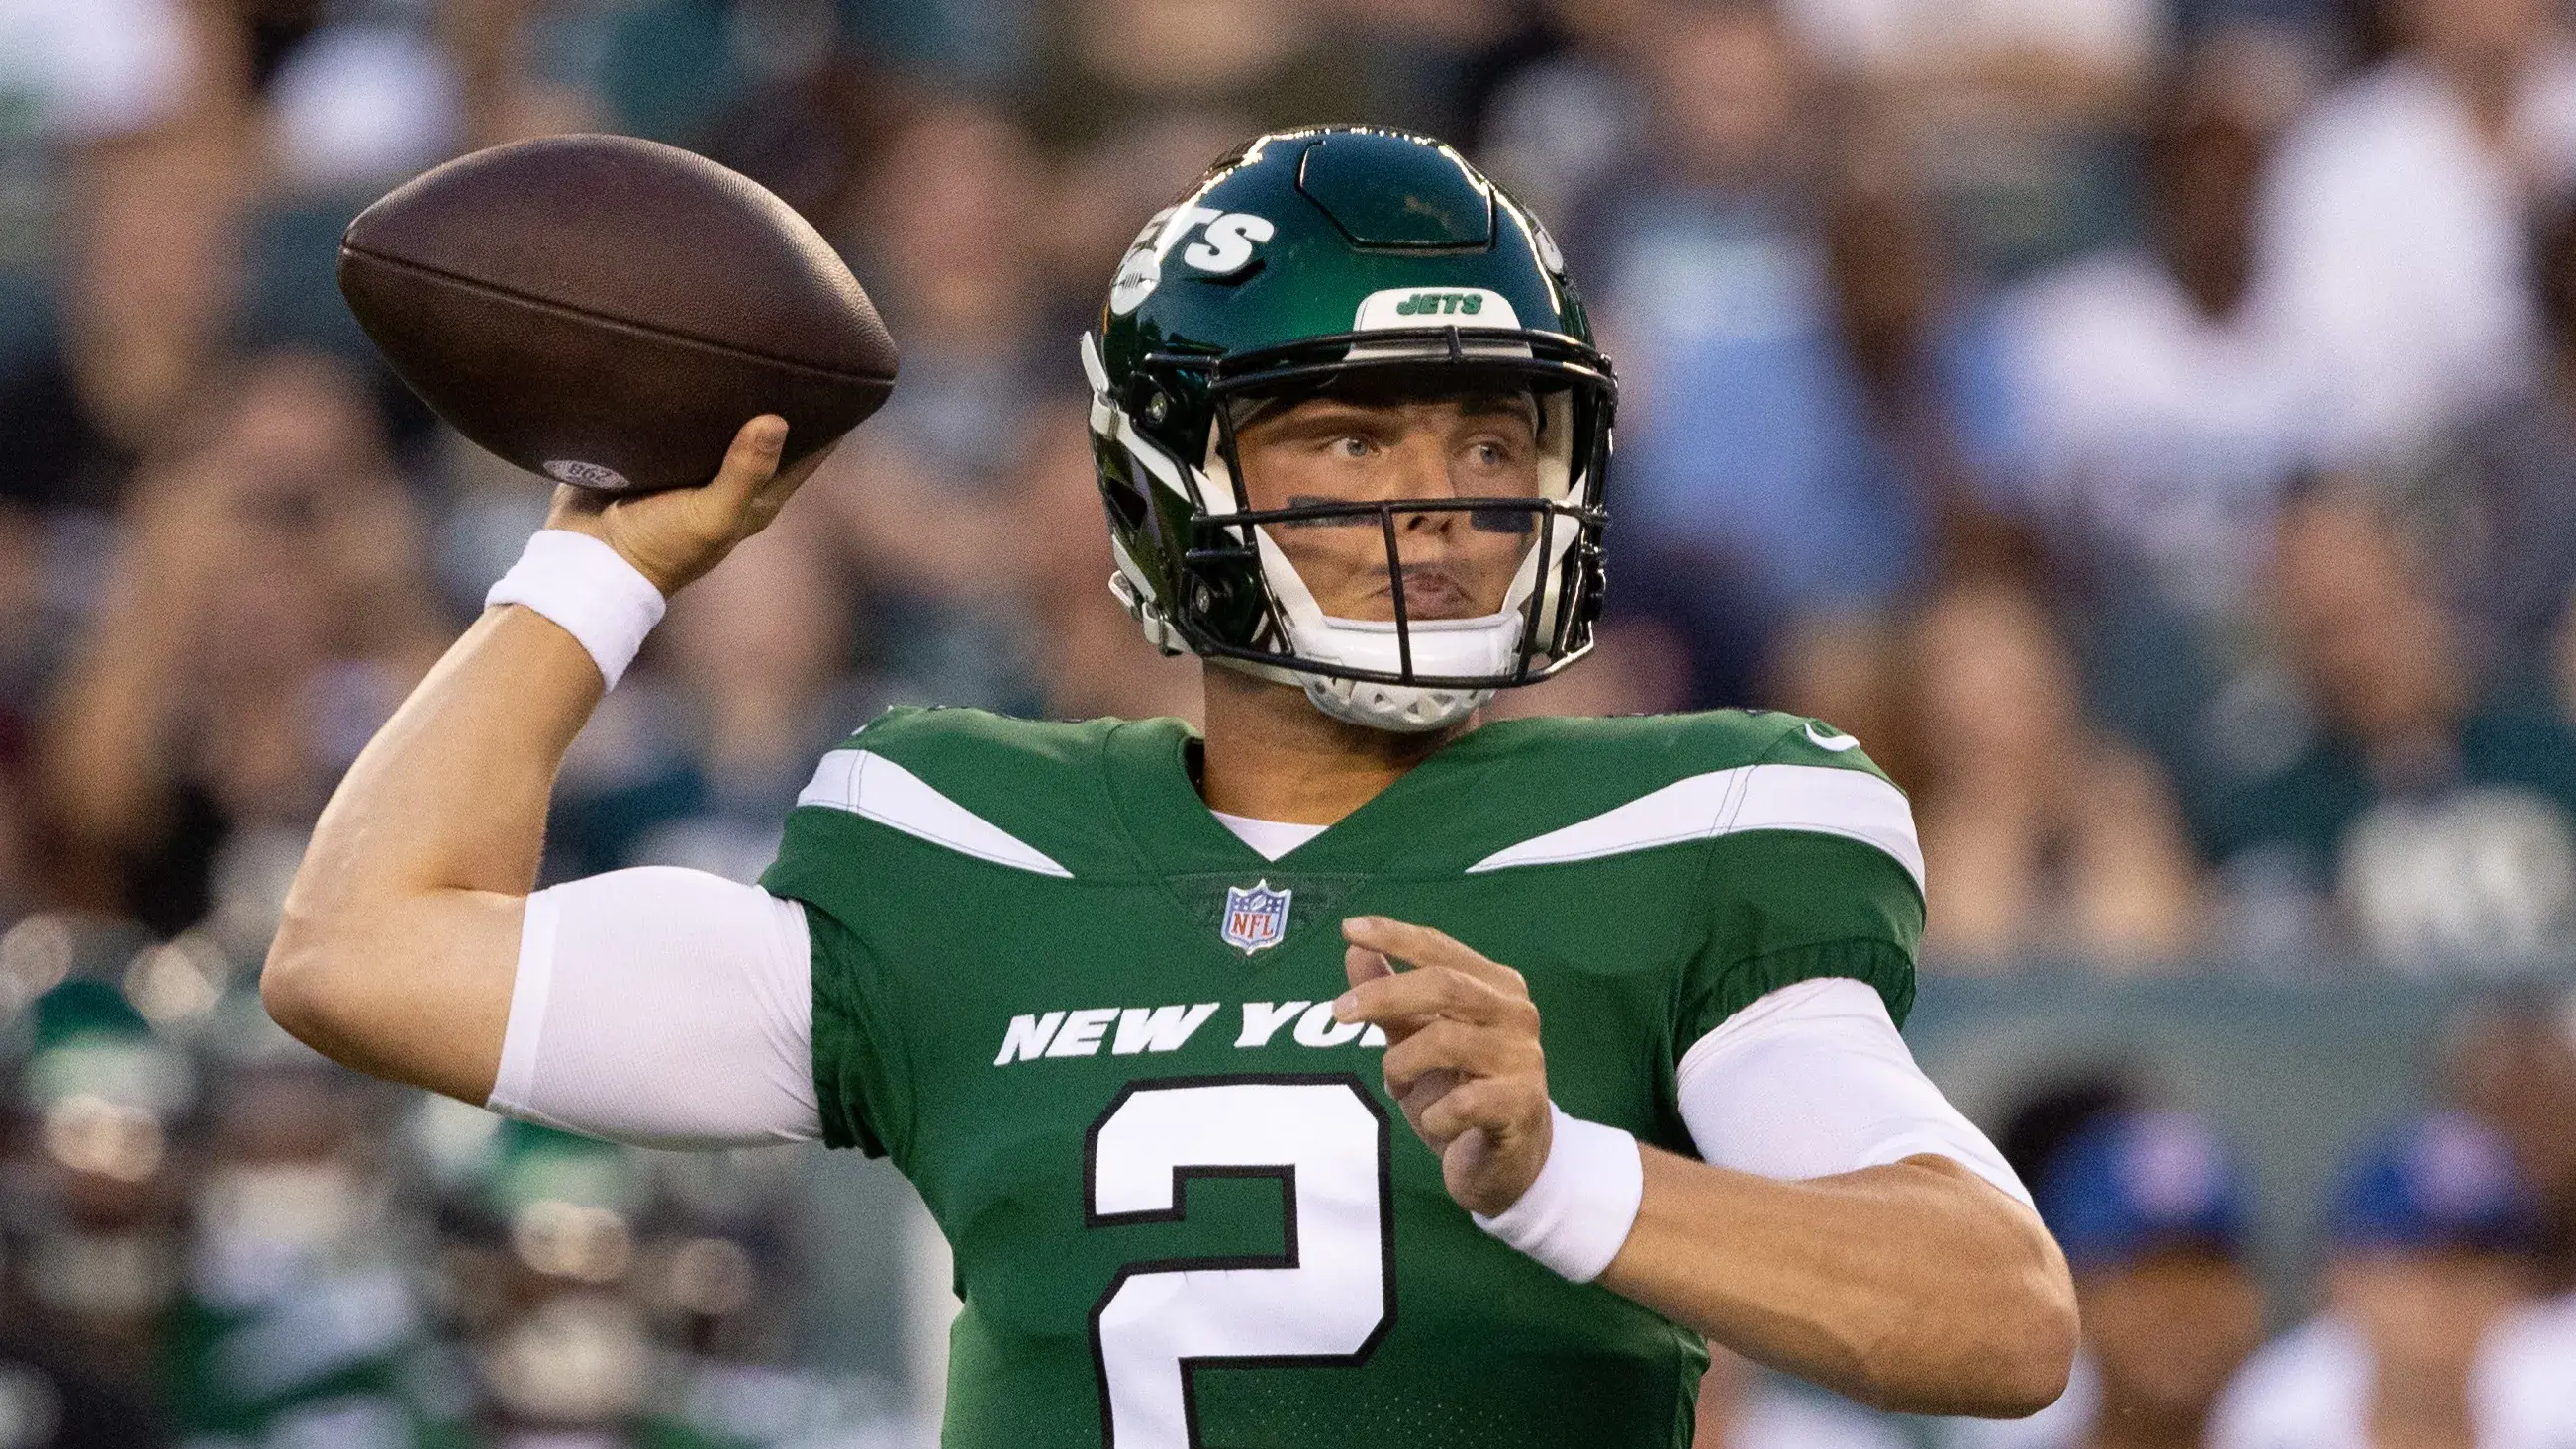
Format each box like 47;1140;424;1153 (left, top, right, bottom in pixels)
488;869;2028;1207
1210;810;1329;860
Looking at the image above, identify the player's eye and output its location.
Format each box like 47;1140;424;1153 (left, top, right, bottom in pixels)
1330;435;1373;459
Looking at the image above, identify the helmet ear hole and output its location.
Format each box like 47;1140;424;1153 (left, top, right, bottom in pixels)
1099;486;1145;532
1093;438;1152;530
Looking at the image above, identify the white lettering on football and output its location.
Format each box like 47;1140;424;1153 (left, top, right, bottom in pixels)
544;459;630;489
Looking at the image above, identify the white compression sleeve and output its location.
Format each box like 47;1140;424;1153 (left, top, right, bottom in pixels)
489;867;822;1148
1676;977;2032;1208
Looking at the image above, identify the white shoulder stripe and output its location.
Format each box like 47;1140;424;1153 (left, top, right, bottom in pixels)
1465;764;1924;890
796;748;1074;878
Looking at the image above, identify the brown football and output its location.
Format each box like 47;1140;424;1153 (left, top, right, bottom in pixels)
338;134;897;494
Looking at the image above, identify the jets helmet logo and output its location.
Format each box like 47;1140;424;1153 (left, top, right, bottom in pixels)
1220;881;1292;955
1109;206;1276;315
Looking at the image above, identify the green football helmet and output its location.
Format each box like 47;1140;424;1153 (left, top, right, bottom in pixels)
1082;126;1616;732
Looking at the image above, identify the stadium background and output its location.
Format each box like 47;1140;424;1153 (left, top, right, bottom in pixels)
2;0;2575;1444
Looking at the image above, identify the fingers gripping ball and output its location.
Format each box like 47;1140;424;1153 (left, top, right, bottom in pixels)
543;415;830;597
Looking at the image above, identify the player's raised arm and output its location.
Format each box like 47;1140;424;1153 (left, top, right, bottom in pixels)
262;418;822;1104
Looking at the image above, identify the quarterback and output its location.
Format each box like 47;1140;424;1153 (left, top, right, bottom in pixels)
266;129;2074;1445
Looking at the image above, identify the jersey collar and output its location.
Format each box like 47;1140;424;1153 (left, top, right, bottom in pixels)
1101;717;1512;879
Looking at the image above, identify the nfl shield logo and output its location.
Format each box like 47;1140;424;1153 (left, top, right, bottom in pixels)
1220;881;1292;955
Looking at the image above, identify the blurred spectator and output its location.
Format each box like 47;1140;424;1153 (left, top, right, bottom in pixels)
701;45;912;240
809;100;1053;711
0;126;252;515
1695;1344;1912;1449
1009;401;1203;724
163;1005;442;1444
265;7;463;197
1035;110;1252;339
1980;31;2321;788
1583;1;1974;703
2444;998;2576;1292
439;0;608;151
1027;0;1362;149
2209;1114;2539;1449
2207;486;2576;968
839;98;1050;418
2407;198;2576;684
0;991;178;1448
441;1122;661;1442
1774;0;2162;100
1474;0;1660;226
1906;577;2205;965
1951;1111;2264;1449
1988;36;2314;626
551;522;877;883
1486;619;1696;722
1316;0;1524;144
0;0;200;142
1993;1071;2142;1192
40;351;444;943
2257;0;2576;467
0;981;194;1403
424;1119;885;1446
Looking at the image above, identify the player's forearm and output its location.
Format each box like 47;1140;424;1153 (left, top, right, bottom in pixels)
299;606;597;895
264;606;600;1099
1599;1149;2076;1417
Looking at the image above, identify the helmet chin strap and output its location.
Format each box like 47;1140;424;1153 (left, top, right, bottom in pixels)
1201;653;1491;733
1300;670;1492;733
1245;525;1521;733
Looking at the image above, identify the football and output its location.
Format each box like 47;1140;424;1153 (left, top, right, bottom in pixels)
337;134;898;494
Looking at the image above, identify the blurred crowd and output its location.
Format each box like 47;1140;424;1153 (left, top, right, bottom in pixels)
1719;999;2576;1449
3;0;2576;1442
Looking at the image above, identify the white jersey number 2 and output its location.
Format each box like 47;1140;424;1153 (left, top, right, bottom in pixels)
1085;1075;1396;1447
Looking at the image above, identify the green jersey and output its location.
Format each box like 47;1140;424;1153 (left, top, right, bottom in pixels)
760;706;1924;1449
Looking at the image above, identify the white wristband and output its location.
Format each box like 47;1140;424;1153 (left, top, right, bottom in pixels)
484;530;667;689
1472;1104;1644;1283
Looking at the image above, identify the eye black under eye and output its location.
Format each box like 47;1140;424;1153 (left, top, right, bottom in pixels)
1276;495;1375;528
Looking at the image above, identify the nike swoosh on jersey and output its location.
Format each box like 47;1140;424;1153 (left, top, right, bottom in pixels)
1464;763;1922;888
1804;723;1861;752
797;748;1074;877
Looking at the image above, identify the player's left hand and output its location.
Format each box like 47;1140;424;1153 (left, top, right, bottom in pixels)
1334;917;1553;1217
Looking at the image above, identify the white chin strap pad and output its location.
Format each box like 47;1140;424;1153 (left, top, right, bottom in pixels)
1251;526;1524;733
1300;672;1494;732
